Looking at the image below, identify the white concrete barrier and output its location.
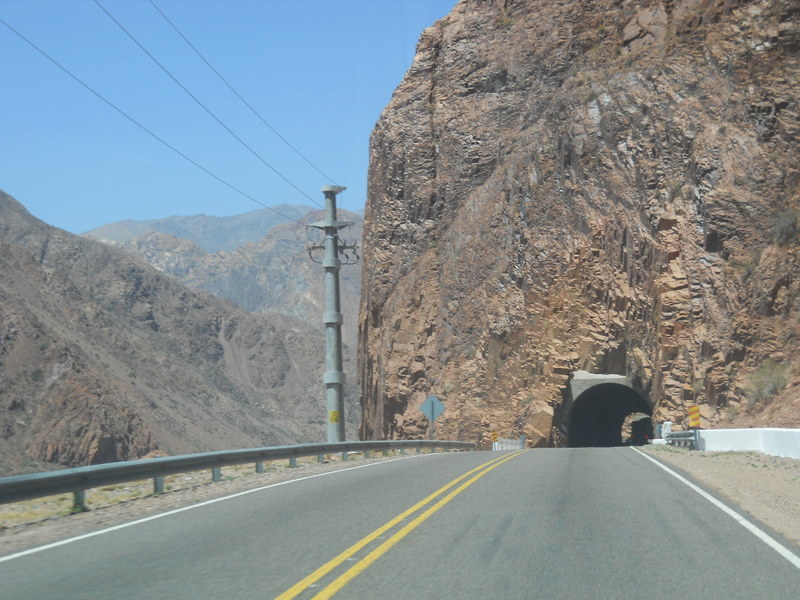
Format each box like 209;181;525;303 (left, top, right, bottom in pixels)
492;438;524;451
696;428;800;459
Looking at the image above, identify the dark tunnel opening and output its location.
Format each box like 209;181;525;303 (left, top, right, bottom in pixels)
567;383;651;447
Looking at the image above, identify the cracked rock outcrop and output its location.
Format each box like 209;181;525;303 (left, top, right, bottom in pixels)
358;0;800;445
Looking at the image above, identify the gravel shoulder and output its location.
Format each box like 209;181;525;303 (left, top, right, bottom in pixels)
640;444;800;547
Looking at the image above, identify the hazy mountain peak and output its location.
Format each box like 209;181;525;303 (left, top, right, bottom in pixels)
83;204;317;252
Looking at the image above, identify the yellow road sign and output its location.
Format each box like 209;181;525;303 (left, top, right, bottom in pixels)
687;405;700;428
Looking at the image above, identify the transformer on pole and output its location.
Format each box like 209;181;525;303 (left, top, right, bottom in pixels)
307;185;357;442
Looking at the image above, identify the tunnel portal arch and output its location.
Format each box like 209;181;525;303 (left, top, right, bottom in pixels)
565;371;652;447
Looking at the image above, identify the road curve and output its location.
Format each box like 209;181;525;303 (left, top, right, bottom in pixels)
1;448;799;599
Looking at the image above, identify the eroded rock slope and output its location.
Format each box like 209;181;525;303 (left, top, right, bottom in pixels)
0;192;354;474
116;212;362;349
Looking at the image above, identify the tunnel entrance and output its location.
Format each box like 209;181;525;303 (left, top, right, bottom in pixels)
566;382;651;447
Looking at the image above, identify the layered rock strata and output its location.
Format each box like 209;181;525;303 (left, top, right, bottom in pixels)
359;0;800;445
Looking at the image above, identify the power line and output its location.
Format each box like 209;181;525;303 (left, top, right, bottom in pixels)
0;17;300;224
92;0;323;209
147;0;337;185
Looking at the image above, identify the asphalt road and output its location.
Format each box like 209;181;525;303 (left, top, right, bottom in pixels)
2;448;799;599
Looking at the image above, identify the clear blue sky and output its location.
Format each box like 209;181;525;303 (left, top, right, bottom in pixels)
0;0;455;234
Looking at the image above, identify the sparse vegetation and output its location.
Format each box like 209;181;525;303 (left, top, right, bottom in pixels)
692;373;705;396
496;7;513;29
0;452;397;537
667;182;682;202
738;247;763;282
772;207;798;245
746;358;791;406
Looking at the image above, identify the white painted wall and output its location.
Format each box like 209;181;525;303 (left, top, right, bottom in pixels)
696;429;800;459
492;438;523;451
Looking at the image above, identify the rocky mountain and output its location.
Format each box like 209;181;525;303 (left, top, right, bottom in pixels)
0;191;357;476
83;205;314;252
116;211;363;349
359;0;799;445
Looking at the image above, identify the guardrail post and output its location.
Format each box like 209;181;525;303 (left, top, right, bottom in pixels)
382;449;389;457
317;454;325;463
416;446;422;454
71;490;88;513
341;451;348;462
289;457;297;468
364;450;371;458
0;441;475;507
255;461;265;474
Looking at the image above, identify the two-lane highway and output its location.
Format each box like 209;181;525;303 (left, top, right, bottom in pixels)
2;448;799;599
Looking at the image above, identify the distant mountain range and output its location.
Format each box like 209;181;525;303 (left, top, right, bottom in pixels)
0;191;359;475
84;207;363;349
83;205;316;252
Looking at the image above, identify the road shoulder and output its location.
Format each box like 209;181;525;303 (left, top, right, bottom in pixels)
639;444;800;548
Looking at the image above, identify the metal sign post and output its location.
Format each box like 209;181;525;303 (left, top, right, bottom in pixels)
420;394;445;440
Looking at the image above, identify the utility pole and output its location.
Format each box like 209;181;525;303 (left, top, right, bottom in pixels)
307;185;357;442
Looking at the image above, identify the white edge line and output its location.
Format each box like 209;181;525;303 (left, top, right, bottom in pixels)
632;447;800;570
0;453;435;564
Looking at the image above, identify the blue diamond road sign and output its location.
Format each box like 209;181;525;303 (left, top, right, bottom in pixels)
420;394;445;423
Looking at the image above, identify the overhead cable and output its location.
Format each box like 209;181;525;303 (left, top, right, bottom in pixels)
0;17;300;223
148;0;337;185
93;0;322;208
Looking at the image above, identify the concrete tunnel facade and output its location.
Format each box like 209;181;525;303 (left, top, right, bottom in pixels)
564;371;652;447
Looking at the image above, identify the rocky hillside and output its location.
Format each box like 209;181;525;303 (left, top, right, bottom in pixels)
0;191;357;475
83;205;314;252
116;212;363;349
359;0;799;445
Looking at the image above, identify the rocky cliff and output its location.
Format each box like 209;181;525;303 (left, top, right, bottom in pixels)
359;0;800;445
0;192;356;475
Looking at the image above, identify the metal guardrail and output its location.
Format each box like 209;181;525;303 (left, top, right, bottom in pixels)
0;440;474;508
665;430;698;450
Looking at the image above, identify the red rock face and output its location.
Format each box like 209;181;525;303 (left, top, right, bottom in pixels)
359;0;800;445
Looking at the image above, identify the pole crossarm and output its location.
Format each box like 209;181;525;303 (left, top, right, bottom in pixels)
307;219;354;230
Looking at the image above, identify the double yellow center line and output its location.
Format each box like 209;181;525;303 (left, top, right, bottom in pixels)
277;449;526;599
